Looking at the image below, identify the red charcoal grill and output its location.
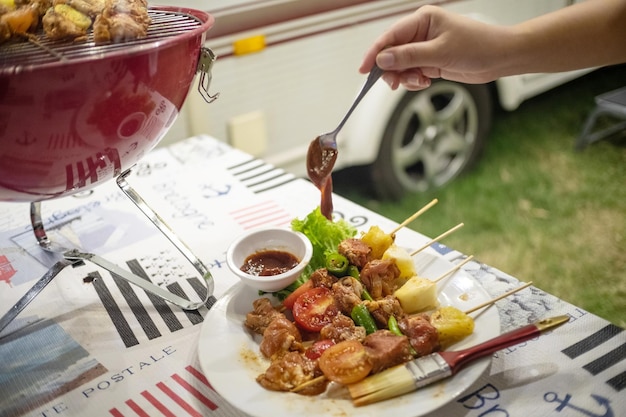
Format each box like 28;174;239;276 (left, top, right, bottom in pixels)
0;7;219;332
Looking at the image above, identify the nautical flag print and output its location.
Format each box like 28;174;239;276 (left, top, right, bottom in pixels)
108;365;238;416
561;323;626;391
227;158;297;194
89;259;216;348
229;200;292;230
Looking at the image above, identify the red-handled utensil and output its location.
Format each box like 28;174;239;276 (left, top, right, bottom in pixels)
348;315;570;406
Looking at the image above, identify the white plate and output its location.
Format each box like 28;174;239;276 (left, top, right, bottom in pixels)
198;253;500;417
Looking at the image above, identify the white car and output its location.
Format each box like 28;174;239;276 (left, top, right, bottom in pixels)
162;0;592;199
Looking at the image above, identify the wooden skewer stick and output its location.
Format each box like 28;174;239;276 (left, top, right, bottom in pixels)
432;255;474;284
410;223;464;257
290;375;326;393
464;281;533;315
389;198;439;235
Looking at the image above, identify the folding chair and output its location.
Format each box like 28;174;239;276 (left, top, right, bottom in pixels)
576;86;626;150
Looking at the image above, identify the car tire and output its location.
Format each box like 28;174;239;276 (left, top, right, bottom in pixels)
370;80;493;200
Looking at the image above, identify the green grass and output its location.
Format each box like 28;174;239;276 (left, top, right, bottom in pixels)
335;65;626;328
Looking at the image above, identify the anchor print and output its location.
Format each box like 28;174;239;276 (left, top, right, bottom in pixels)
544;392;613;417
199;182;232;199
16;131;36;146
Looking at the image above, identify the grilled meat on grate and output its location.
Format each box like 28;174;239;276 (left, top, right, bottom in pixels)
0;0;149;44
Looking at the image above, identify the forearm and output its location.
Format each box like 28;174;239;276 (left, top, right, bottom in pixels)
500;0;626;76
361;0;626;90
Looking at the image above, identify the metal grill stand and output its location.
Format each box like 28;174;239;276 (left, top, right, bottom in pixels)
0;168;216;333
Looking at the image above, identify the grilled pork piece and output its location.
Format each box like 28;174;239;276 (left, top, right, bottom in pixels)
309;268;337;290
244;297;283;335
92;0;149;44
309;267;336;289
364;295;405;328
398;313;440;357
362;330;414;373
256;351;324;393
320;313;366;343
331;276;363;316
360;258;401;299
338;238;371;269
259;315;303;360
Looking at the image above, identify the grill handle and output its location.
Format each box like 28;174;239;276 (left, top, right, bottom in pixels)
197;47;220;103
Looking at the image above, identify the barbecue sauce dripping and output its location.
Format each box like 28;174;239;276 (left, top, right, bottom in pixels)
306;137;338;220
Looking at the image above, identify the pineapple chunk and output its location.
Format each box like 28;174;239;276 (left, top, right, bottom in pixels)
394;275;438;314
382;244;416;283
54;4;92;30
42;4;92;40
360;225;394;260
430;306;475;349
0;0;15;10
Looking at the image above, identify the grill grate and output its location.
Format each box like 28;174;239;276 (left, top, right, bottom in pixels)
0;9;204;69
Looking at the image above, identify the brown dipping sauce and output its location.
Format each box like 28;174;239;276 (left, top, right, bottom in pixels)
306;137;338;220
241;250;300;276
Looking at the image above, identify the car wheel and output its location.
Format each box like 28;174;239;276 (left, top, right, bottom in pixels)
370;80;493;200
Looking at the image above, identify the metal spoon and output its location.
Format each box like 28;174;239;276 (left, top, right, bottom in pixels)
306;64;384;190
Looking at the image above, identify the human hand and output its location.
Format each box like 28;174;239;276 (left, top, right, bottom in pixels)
359;6;510;91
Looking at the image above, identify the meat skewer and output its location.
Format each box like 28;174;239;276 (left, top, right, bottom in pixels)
289;280;535;394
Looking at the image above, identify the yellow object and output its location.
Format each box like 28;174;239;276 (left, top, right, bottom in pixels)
382;245;416;282
360;225;393;260
54;4;92;30
430;306;475;349
393;276;438;314
233;35;266;56
0;0;15;10
2;4;37;34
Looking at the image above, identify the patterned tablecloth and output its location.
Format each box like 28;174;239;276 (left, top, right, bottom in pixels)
0;135;624;417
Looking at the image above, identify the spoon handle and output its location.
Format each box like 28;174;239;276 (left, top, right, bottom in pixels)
329;64;384;139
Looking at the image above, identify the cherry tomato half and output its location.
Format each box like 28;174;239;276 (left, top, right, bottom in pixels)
304;339;336;360
282;279;314;310
292;287;338;332
318;340;373;384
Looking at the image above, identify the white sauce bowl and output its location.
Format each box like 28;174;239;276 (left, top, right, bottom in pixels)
226;227;313;292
